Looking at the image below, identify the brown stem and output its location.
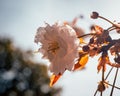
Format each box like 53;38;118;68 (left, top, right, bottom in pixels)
107;27;116;32
77;33;95;38
100;91;103;96
93;67;113;96
100;64;105;96
98;16;120;29
102;66;105;81
110;68;119;96
104;82;120;90
107;62;120;68
105;67;113;80
98;16;114;25
94;90;98;96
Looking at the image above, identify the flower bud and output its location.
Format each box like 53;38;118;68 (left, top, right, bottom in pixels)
82;45;90;52
97;82;106;92
89;37;94;44
91;12;99;19
114;56;120;63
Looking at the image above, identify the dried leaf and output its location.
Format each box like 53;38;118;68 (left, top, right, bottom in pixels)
94;25;103;34
49;74;61;87
74;62;82;70
79;38;86;44
89;49;97;57
97;63;102;73
74;54;88;70
79;54;89;67
97;56;109;73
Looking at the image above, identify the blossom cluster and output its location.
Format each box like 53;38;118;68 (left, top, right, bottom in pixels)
34;12;120;95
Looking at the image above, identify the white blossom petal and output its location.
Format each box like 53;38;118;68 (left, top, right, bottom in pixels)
34;23;79;75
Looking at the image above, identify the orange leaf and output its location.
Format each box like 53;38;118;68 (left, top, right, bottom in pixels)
97;63;102;73
49;74;61;87
79;38;86;44
97;56;109;73
94;25;103;34
74;54;88;70
79;54;89;68
74;62;82;70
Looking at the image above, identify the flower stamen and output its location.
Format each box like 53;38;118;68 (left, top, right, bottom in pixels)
47;41;59;54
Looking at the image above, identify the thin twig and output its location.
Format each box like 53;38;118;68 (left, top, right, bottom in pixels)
104;82;120;90
98;16;120;29
107;27;116;32
77;33;95;38
107;26;115;31
102;66;105;81
100;91;103;96
100;64;105;96
110;68;119;96
98;16;115;26
94;90;98;96
105;67;113;80
93;67;113;96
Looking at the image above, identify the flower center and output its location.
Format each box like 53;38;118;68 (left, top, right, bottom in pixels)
47;41;59;54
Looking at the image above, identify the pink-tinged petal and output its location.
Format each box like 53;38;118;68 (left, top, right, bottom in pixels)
34;23;79;75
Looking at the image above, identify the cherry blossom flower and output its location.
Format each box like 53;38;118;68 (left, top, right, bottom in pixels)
34;23;79;75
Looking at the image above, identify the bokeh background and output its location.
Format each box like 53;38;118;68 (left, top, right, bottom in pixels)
0;0;120;96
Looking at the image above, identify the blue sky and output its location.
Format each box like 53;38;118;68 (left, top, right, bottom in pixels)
0;0;120;96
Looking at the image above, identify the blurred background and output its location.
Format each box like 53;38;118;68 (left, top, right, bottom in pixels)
0;0;120;96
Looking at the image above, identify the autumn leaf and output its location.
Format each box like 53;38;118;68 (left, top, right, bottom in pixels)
49;74;61;87
94;25;103;34
79;54;88;68
74;62;82;70
79;38;86;44
74;53;88;70
97;56;109;73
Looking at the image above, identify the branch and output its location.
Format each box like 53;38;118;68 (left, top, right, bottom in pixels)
77;33;95;38
110;68;119;96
